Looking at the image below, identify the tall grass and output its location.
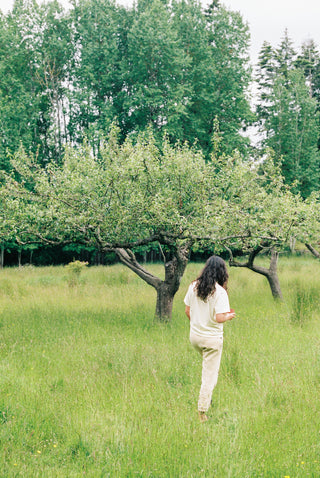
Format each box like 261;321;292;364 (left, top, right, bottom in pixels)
0;257;320;477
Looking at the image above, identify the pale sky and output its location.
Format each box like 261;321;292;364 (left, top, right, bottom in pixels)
224;0;320;62
1;0;320;63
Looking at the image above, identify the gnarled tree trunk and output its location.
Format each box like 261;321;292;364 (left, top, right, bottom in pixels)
114;242;191;322
154;248;190;320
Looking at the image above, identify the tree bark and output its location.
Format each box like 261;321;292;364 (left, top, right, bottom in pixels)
0;245;4;269
154;246;191;321
289;236;296;253
229;246;283;300
305;243;320;258
114;242;191;322
265;267;283;300
155;282;175;321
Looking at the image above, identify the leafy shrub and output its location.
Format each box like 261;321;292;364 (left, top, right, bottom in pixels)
65;260;88;287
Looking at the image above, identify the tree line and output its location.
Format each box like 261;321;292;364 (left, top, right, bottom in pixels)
1;1;319;192
0;0;252;169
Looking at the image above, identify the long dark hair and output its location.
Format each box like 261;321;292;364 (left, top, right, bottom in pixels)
194;256;229;301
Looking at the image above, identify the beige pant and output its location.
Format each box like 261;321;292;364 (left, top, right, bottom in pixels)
190;332;223;412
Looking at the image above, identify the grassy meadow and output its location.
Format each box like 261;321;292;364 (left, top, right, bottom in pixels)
0;256;320;477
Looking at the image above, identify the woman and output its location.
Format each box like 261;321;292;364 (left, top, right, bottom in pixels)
184;256;235;422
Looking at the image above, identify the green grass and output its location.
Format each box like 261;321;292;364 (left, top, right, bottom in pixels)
0;257;320;477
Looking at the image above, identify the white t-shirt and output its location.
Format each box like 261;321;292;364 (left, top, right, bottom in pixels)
184;282;230;337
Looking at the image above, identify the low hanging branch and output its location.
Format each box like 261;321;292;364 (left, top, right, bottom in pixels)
226;244;283;300
114;248;162;289
305;243;320;258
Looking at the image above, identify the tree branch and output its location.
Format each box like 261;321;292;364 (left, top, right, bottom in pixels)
114;248;162;289
305;243;320;258
158;242;167;263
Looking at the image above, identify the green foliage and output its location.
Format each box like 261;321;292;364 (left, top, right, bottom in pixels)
5;130;308;258
255;31;320;198
5;130;210;248
0;0;73;168
265;69;320;197
124;0;190;142
256;41;277;121
275;29;297;78
0;0;253;166
65;260;88;287
70;0;126;150
206;150;306;255
205;5;253;155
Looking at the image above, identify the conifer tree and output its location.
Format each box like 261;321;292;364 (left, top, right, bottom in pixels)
255;31;320;197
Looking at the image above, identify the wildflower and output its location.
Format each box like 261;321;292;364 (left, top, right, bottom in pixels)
37;450;41;454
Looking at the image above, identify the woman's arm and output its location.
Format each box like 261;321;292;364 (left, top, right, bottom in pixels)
216;311;235;323
185;305;191;321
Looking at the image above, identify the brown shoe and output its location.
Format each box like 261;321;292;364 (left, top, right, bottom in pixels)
198;411;208;423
